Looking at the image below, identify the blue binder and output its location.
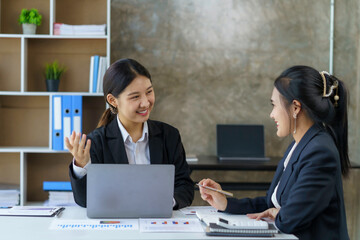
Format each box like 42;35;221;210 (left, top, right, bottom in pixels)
71;95;82;135
62;95;72;150
52;95;63;150
92;55;100;93
43;181;72;191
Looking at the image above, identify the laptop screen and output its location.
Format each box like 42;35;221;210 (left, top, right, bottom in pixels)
216;124;265;158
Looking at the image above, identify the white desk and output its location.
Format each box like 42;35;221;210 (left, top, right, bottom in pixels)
1;206;298;240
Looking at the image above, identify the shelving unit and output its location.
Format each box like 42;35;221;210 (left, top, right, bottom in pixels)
0;0;110;205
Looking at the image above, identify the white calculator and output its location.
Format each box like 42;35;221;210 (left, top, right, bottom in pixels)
216;217;269;229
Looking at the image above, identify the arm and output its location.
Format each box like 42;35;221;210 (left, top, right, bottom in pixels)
172;133;194;209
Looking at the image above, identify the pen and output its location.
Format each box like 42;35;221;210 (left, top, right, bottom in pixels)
196;183;234;197
55;207;65;218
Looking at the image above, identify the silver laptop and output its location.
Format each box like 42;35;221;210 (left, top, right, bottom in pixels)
217;124;270;161
87;164;174;218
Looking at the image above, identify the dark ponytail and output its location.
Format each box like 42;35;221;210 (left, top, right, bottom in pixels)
274;66;350;177
96;58;152;127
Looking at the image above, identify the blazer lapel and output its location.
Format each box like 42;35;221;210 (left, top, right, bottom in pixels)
105;117;128;164
266;143;294;206
148;120;164;164
276;124;322;202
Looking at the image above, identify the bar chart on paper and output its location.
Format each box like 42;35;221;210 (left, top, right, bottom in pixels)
50;219;139;230
139;218;203;232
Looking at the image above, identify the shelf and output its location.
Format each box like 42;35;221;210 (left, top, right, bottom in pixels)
27;38;106;92
0;38;21;91
0;34;107;39
0;91;104;96
0;0;50;35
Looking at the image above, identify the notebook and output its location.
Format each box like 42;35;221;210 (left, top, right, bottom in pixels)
196;209;278;237
216;124;270;161
86;164;174;218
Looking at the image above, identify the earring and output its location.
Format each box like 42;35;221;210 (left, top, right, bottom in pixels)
293;113;297;134
110;105;117;114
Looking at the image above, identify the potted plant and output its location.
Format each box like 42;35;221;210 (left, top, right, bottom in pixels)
18;8;42;34
45;60;66;92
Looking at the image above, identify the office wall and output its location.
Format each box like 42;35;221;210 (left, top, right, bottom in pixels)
111;0;360;164
111;1;360;238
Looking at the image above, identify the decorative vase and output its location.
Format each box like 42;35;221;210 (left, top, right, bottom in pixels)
22;23;37;34
46;79;60;92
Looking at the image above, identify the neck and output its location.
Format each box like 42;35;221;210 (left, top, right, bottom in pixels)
118;116;144;142
292;115;314;144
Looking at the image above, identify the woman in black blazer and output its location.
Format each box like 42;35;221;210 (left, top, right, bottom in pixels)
199;66;350;240
66;58;194;209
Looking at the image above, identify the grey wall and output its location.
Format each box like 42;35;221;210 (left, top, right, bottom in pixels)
111;0;360;163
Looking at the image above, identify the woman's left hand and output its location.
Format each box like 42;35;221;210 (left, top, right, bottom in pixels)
247;208;279;221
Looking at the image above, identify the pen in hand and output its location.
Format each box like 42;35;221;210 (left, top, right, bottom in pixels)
196;183;234;197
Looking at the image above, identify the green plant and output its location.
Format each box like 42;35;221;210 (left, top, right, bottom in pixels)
45;61;66;80
18;8;42;26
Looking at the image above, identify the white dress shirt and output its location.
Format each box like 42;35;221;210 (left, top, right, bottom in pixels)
271;143;297;209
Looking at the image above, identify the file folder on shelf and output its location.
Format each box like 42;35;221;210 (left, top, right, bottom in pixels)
52;95;63;150
62;95;72;150
92;55;100;93
71;96;82;135
43;181;72;191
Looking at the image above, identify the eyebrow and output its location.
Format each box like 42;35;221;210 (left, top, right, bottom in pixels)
127;85;153;96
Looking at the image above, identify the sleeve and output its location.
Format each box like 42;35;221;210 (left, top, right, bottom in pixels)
171;132;194;209
69;134;99;208
274;144;337;234
224;196;269;214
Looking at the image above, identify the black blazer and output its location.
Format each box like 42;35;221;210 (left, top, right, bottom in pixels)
224;124;349;240
69;118;194;209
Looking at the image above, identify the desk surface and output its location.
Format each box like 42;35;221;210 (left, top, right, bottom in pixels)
1;206;297;240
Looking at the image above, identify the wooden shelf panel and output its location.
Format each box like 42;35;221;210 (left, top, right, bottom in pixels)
0;153;20;184
82;96;106;134
0;96;49;147
27;38;106;92
26;152;72;201
56;0;107;25
0;0;50;34
0;38;21;91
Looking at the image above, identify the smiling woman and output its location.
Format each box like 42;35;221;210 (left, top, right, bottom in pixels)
65;58;194;210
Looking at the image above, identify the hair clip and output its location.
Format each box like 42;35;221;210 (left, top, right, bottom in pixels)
320;71;339;107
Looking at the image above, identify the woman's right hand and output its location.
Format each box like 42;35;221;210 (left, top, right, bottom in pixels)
64;131;91;168
199;178;228;211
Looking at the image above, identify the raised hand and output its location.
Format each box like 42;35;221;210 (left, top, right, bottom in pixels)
64;131;91;168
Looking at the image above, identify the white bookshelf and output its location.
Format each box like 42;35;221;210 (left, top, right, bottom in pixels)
0;0;110;205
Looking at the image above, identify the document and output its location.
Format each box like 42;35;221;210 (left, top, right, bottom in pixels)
179;206;217;215
139;218;203;232
50;219;139;230
0;206;64;217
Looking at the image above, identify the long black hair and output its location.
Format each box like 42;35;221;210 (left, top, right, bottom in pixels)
274;65;350;177
97;58;152;127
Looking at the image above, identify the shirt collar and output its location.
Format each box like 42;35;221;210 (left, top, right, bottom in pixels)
116;117;148;143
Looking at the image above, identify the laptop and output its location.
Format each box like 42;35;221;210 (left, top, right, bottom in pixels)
216;124;270;161
86;164;174;218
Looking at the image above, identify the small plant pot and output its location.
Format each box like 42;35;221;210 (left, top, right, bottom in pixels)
46;79;60;92
22;23;37;34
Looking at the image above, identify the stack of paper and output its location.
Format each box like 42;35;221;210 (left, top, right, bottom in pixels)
54;23;106;36
43;181;76;206
0;183;20;207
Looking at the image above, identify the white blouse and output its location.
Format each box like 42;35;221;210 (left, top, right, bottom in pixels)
271;143;297;209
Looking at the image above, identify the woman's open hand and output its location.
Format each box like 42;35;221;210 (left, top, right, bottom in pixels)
64;131;91;168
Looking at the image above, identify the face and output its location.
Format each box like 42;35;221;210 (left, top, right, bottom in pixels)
270;88;291;137
110;75;155;127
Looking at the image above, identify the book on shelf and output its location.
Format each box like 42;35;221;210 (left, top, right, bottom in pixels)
43;181;76;206
0;183;20;207
186;154;198;162
89;55;108;93
54;23;106;36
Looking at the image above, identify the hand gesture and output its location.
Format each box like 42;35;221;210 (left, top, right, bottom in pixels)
199;178;228;211
247;208;279;221
64;131;91;168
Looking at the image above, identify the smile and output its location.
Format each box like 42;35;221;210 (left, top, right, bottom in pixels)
137;109;149;115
